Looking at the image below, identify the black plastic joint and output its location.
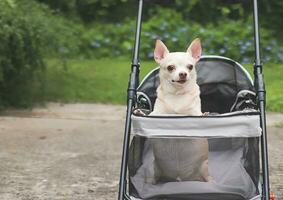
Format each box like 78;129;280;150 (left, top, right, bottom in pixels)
127;71;137;101
255;75;266;103
132;61;140;67
253;64;266;103
253;64;262;73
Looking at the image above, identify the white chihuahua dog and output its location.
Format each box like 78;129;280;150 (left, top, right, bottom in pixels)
149;39;211;182
151;38;202;115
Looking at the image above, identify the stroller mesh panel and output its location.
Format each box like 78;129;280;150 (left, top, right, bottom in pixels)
128;112;260;200
129;137;259;200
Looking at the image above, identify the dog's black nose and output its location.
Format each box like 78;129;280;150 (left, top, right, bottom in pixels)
179;72;187;79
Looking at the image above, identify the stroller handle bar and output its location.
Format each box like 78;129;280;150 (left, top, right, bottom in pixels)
118;0;270;200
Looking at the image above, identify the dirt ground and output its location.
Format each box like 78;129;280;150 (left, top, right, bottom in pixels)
0;103;282;200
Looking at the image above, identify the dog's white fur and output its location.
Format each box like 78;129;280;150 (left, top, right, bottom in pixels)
149;39;211;182
151;39;202;115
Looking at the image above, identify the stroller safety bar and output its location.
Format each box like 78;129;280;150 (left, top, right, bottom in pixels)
131;111;261;138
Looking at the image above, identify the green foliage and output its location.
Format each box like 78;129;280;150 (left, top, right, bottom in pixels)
245;64;283;112
41;13;84;58
32;0;282;63
75;0;135;23
258;0;283;38
0;0;49;107
78;20;135;58
37;0;76;15
35;0;283;34
174;0;283;37
0;0;87;108
78;8;283;63
0;0;88;108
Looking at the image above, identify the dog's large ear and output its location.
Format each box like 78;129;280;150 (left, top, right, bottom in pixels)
154;40;169;63
187;38;202;60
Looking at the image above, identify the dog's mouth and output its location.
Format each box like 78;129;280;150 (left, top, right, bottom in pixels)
172;79;187;84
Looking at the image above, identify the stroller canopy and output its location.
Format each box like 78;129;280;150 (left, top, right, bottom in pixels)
137;55;255;113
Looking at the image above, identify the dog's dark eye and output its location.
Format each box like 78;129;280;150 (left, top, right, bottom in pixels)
187;64;193;70
167;65;175;72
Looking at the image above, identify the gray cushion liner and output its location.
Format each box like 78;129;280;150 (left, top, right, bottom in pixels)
130;146;258;199
131;111;261;138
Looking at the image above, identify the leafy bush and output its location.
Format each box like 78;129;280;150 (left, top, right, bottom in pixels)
37;0;76;15
79;8;283;63
29;0;282;63
0;0;90;108
35;0;283;36
0;0;52;107
75;0;136;23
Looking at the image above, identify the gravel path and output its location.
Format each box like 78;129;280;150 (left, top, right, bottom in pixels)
0;103;282;199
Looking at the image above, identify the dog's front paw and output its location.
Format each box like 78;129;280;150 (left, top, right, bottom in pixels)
133;109;146;116
205;176;214;182
202;112;210;116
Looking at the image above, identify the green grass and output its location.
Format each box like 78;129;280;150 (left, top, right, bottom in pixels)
45;58;156;104
244;64;283;112
45;58;283;112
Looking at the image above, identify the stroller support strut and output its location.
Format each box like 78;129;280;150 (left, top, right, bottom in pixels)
118;1;143;200
252;0;270;199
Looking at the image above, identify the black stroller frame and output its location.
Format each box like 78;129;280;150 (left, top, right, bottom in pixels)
118;0;270;200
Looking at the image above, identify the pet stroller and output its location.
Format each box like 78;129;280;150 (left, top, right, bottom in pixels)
118;0;272;200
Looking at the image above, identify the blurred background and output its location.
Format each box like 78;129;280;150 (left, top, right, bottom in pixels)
0;0;282;112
